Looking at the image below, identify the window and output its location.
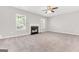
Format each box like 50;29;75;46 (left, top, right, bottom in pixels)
40;18;46;32
40;18;45;29
16;14;26;31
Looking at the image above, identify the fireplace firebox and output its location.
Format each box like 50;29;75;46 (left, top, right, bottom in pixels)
31;26;39;35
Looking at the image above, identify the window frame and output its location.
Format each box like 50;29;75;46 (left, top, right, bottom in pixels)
16;14;26;31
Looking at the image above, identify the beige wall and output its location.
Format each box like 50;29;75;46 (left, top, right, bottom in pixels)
0;6;47;38
48;11;79;35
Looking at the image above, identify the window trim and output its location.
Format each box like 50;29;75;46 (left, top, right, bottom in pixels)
16;14;26;31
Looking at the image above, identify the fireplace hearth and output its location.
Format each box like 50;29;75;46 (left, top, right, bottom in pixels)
31;26;39;35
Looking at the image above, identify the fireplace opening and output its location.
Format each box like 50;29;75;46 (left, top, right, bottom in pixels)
31;26;39;35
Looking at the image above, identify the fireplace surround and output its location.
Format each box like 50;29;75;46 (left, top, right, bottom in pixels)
31;26;39;35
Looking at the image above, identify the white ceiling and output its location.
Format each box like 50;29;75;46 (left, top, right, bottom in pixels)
14;6;79;17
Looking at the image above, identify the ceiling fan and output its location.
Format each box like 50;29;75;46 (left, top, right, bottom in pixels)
43;6;58;14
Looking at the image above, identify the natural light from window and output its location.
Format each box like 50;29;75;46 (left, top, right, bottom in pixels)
16;14;26;31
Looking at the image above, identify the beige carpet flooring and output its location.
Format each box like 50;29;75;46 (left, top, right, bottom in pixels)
0;32;79;52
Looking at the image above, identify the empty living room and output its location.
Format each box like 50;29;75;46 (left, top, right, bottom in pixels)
0;6;79;52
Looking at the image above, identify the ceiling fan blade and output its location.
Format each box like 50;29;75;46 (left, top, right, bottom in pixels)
45;11;48;14
51;10;55;12
52;7;58;9
42;9;47;11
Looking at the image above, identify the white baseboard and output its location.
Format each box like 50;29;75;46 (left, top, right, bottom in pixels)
0;33;30;39
49;31;79;36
